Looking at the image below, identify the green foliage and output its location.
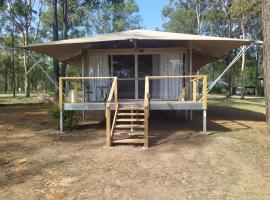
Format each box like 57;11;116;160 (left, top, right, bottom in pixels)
162;7;197;34
211;86;227;94
49;104;79;131
92;0;141;34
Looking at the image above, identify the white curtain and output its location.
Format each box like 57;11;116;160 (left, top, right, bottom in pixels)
151;54;160;99
159;52;183;100
88;55;110;101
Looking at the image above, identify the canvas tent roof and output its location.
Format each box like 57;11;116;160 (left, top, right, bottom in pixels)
22;29;252;71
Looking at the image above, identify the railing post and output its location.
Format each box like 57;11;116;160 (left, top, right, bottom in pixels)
59;77;63;111
203;75;207;133
193;80;197;102
114;78;118;105
144;108;149;148
106;105;111;147
144;77;149;148
203;75;207;110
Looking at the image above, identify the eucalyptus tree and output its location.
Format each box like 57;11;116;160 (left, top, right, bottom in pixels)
0;0;44;97
92;0;141;34
162;0;210;34
231;0;261;99
262;0;270;132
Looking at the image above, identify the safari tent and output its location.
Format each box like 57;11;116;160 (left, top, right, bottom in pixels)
23;29;252;147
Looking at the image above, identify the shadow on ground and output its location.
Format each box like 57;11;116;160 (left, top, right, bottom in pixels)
0;104;266;147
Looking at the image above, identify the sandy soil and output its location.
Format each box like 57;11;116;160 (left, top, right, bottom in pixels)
0;105;270;200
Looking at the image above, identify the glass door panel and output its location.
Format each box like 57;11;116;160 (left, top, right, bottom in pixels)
138;54;159;99
113;55;135;99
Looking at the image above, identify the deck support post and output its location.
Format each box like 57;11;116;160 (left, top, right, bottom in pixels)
106;106;111;147
203;110;207;133
60;110;63;132
144;108;149;148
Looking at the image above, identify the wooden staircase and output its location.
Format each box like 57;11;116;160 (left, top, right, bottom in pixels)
105;77;149;148
110;102;149;147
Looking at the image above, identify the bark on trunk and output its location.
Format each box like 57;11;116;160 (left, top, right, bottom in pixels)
24;30;30;97
262;0;270;132
61;0;68;78
11;29;16;97
240;16;246;100
52;0;59;99
255;49;260;96
226;16;234;98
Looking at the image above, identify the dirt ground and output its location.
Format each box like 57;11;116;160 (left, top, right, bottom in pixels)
0;104;270;200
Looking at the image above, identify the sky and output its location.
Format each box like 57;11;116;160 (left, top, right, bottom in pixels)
135;0;169;30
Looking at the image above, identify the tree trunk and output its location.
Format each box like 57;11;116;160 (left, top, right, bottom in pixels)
226;17;234;98
11;28;16;97
61;0;68;79
240;16;246;100
262;0;270;132
52;0;60;99
24;30;30;97
255;48;260;96
240;50;246;99
4;68;8;94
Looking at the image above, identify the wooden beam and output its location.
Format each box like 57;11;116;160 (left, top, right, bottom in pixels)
203;75;207;110
107;77;117;104
193;80;197;102
106;106;111;147
144;108;149;148
148;75;204;79
60;76;115;80
59;78;63;111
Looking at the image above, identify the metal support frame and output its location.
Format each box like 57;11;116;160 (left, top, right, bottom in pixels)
28;53;58;89
203;110;207;133
81;49;86;119
60;110;63;132
206;44;252;94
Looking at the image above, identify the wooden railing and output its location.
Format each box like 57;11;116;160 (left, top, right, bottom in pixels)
58;76;118;147
144;75;208;110
59;76;115;111
105;77;118;147
144;77;150;148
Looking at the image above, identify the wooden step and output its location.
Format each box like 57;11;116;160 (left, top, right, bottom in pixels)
118;107;144;111
114;130;145;136
117;118;144;122
118;113;144;116
115;124;145;129
113;138;144;144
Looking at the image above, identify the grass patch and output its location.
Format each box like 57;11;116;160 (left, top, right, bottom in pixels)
0;94;43;105
208;94;266;114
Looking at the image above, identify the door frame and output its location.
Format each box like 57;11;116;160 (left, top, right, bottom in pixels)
88;48;188;100
111;52;155;99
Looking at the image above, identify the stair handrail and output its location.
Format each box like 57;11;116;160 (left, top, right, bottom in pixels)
105;77;118;147
144;76;150;108
106;77;118;106
143;77;150;148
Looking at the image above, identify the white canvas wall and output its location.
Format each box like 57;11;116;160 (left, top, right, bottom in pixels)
88;54;110;101
159;52;184;100
86;51;184;101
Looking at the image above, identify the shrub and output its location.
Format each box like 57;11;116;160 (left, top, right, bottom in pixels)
210;85;227;94
49;104;79;131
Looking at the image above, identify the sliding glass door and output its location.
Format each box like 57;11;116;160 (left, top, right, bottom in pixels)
112;55;135;99
112;54;156;99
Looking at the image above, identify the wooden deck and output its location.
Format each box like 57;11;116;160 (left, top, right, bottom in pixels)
63;100;204;111
59;75;208;145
